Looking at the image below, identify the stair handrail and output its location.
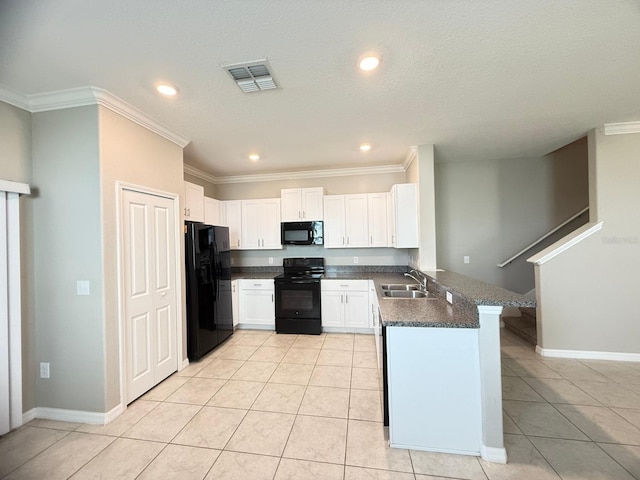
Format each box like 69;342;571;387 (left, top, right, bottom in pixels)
497;206;589;268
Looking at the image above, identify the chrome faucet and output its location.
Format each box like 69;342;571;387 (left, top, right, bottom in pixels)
404;269;428;291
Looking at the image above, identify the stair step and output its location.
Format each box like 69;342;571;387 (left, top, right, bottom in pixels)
503;315;537;346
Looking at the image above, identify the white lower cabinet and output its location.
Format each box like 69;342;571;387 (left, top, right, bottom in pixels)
231;280;239;327
321;279;371;332
238;279;275;329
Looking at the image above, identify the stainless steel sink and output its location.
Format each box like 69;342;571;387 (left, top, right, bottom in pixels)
382;290;434;299
381;284;420;291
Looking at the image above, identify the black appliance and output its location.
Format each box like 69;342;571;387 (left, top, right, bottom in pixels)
185;222;233;360
281;221;323;245
274;257;324;334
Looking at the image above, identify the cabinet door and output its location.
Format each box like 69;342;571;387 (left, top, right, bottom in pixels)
223;201;242;250
240;289;274;326
204;197;221;225
281;188;302;221
367;193;388;247
323;195;345;248
184;181;204;222
232;280;239;327
393;183;419;248
321;290;345;328
344;290;370;328
241;200;262;249
260;198;282;249
301;187;324;221
344;194;368;247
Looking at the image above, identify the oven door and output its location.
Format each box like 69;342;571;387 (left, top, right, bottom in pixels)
275;279;321;320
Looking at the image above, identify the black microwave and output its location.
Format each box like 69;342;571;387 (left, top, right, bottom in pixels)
281;221;323;245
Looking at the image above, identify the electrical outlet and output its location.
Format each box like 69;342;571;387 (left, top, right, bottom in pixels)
40;362;50;379
76;280;90;296
268;257;273;265
353;256;358;264
446;291;453;304
463;256;470;264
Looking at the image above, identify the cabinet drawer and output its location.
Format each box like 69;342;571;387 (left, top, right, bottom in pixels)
321;279;369;291
239;279;274;290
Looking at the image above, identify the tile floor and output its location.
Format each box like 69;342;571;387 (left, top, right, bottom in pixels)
1;328;640;479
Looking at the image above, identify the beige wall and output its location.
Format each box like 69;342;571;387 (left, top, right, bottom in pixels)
536;129;640;354
32;106;105;411
435;138;588;293
0;102;32;183
99;107;185;410
214;171;406;200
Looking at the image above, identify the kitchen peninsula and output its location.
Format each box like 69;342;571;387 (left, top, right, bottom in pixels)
374;269;535;464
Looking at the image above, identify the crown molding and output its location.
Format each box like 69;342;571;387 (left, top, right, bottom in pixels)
0;84;190;148
403;146;417;170
603;121;640;136
185;163;406;185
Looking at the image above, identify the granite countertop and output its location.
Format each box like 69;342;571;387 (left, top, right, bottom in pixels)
230;266;535;329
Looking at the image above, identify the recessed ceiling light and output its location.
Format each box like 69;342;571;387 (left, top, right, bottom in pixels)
358;54;380;71
249;154;260;161
360;144;372;152
156;83;179;96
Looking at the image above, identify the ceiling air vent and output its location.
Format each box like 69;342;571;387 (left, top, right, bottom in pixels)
223;60;279;93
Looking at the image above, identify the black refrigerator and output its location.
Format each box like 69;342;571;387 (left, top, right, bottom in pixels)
185;222;233;361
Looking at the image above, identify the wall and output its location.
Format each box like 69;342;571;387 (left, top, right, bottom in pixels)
99;106;185;410
32;106;105;411
534;129;640;354
0;101;36;412
435;138;588;293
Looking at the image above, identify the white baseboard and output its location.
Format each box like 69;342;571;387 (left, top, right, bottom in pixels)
536;346;640;362
235;324;275;331
481;445;508;464
322;327;374;335
181;358;190;370
22;405;122;426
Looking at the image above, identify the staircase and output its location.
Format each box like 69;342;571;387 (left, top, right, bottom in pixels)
503;307;537;345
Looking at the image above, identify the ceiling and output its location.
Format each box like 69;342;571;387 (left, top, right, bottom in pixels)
1;1;640;178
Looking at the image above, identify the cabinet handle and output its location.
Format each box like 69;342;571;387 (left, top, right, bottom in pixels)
342;236;345;245
340;284;349;287
370;236;373;245
302;210;305;219
271;294;274;302
345;294;348;304
237;239;240;247
299;210;301;220
347;236;350;245
341;294;343;304
253;283;262;286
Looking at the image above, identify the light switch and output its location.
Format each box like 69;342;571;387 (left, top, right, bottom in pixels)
77;280;90;296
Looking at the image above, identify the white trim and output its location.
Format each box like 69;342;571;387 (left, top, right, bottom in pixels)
527;221;603;265
536;346;640;362
181;358;190;371
480;445;508;464
22;408;37;424
321;327;374;335
235;324;275;331
0;179;30;195
184;163;406;185
403;147;417;171
0;85;190;148
104;403;125;424
603;121;640;136
115;182;183;412
389;441;480;457
24;407;111;425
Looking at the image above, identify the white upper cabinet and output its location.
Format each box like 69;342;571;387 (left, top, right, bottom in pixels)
184;181;204;222
280;187;324;221
367;192;388;247
344;194;368;247
204;196;221;225
324;193;388;248
323;195;346;248
389;183;419;248
221;200;242;249
241;198;282;250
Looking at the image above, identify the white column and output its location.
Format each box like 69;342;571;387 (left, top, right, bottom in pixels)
477;305;507;463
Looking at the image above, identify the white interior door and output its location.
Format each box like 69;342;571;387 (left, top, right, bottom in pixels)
122;189;177;403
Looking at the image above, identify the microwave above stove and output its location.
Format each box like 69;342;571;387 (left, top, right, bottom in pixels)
281;221;323;246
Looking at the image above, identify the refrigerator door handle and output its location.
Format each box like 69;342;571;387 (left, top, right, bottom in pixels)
212;241;219;301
